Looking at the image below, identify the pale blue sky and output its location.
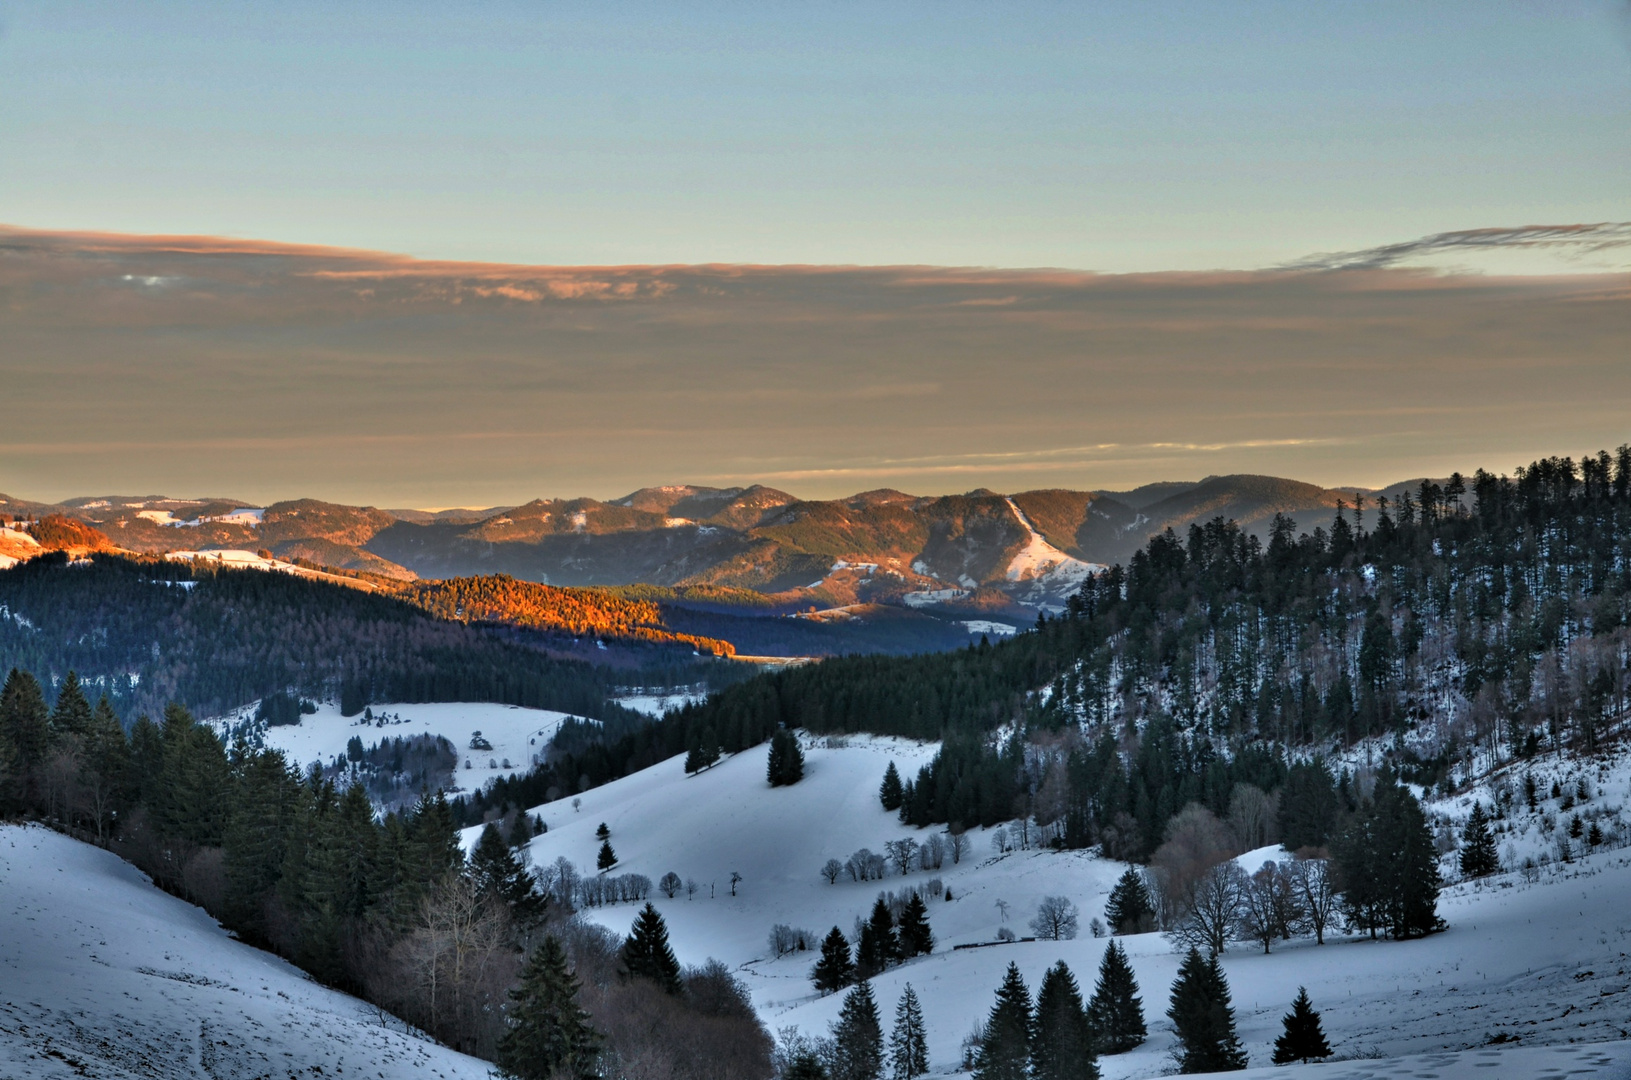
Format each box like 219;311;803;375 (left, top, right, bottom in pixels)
2;1;1627;269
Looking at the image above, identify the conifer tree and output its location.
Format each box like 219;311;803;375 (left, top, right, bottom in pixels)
622;901;683;995
857;897;899;977
224;746;298;936
596;821;611;841
49;670;94;739
830;980;884;1080
0;667;51;810
597;839;618;871
498;935;602;1080
897;892;934;957
785;1051;830;1080
813;925;856;993
768;727;806;786
80;695;130;842
472;822;547;927
888;983;929;1080
1104;868;1155;935
975;962;1033;1080
880;762;904;811
1166;947;1247;1073
1459;802;1499;879
1032;961;1098;1080
1271;987;1331;1065
1086;940;1145;1053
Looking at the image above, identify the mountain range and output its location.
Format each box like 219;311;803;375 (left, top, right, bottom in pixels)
1;474;1422;614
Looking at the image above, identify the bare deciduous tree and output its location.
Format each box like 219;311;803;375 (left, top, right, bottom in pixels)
947;827;970;865
1169;861;1246;956
1028;895;1080;940
659;871;683;898
1287;855;1337;945
821;858;844;885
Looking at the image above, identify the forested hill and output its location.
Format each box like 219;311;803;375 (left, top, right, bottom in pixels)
472;449;1631;851
0;553;649;723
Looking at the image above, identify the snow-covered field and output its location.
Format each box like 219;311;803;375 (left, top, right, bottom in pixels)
490;734;1631;1078
0;823;492;1080
613;691;708;718
216;699;578;792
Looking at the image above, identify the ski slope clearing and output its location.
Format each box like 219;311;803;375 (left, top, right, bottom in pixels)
0;823;491;1080
217;699;577;792
496;735;1631;1078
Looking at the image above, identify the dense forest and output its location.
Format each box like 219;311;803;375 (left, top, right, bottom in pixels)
480;449;1631;861
0;554;654;723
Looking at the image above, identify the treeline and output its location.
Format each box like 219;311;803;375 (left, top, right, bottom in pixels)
400;574;738;657
498;447;1631;867
0;553;649;722
0;665;773;1079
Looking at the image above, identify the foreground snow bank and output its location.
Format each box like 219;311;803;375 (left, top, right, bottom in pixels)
0;823;492;1080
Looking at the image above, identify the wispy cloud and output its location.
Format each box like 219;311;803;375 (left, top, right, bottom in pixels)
1281;222;1631;272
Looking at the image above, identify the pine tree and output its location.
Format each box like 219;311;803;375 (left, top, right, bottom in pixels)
880;762;904;811
1166;947;1247;1073
1271;987;1332;1065
79;695;129;842
830;980;884;1080
0;667;52;810
597;839;618;871
897;893;934;957
49;670;94;739
1459;803;1499;878
595;821;611;841
1086;940;1145;1053
785;1051;830;1080
498;935;602;1080
621;901;683;995
975;962;1033;1080
888;983;930;1080
857;897;899;977
1104;868;1155;935
813;925;856;993
1032;961;1098;1080
768;727;806;787
472;822;547;927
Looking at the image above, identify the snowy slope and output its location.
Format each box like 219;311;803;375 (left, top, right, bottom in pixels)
1002;498;1103;609
492;735;1631;1078
0;823;492;1080
215;699;578;793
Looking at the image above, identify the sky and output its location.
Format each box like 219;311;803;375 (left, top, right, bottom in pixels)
1;3;1629;506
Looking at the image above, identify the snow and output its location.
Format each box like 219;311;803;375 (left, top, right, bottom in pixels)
0;527;42;548
491;733;1631;1078
167;549;291;571
903;588;970;608
0;554;16;570
215;699;577;791
137;508;265;527
962;619;1018;637
1003;498;1103;592
0;822;493;1080
614;691;709;718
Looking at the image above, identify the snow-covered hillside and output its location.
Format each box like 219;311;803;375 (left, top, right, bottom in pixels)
488;735;1631;1078
0;823;491;1080
215;699;578;793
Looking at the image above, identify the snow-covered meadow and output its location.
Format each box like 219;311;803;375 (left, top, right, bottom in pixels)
215;699;579;794
0;823;492;1080
487;734;1631;1078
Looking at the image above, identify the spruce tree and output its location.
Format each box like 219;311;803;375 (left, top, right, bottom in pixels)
785;1051;830;1080
830;980;884;1080
1104;868;1155;935
49;670;94;739
1032;961;1099;1080
857;897;899;977
1459;802;1499;879
597;839;618;871
498;935;602;1080
621;901;684;995
768;727;805;786
595;821;611;841
1086;940;1145;1053
897;893;934;957
975;963;1033;1080
888;983;930;1080
880;762;904;811
472;822;547;927
1166;947;1247;1074
813;925;856;993
1271;987;1332;1065
0;667;51;810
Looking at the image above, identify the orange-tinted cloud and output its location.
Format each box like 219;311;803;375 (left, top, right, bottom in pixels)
1;225;1627;507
